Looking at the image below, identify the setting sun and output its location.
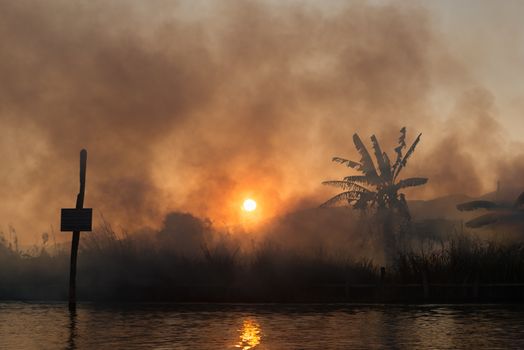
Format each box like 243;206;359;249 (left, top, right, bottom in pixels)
242;198;257;212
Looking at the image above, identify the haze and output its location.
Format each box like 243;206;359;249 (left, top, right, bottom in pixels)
1;0;523;244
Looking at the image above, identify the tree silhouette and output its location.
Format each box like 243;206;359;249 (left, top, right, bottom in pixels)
457;192;524;228
321;127;428;264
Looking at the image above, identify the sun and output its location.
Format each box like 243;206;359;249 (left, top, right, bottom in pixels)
242;198;257;212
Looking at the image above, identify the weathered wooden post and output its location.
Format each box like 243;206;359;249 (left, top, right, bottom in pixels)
61;149;92;310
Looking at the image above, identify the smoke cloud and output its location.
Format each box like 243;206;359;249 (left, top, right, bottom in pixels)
0;0;523;244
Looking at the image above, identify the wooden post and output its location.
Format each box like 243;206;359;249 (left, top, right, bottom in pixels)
68;149;87;310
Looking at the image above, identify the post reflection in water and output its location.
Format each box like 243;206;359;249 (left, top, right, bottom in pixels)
235;319;261;349
67;309;78;350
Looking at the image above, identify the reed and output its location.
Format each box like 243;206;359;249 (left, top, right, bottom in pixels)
2;226;524;301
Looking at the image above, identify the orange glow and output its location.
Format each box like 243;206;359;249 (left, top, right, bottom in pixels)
242;198;257;212
162;171;290;229
235;319;261;349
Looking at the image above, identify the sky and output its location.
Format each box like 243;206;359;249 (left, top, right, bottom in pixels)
1;0;523;244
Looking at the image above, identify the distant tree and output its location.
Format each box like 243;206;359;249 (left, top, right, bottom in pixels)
457;192;524;228
321;127;428;264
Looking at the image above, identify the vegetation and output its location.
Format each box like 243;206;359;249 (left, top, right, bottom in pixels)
394;234;524;284
0;225;377;301
2;224;524;302
3;126;524;302
457;192;524;228
322;127;427;263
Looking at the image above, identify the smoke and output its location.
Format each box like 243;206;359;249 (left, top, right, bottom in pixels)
157;212;212;257
0;0;523;243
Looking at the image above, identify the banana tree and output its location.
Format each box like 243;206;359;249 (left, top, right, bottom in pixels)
457;192;524;228
321;127;427;214
321;127;428;263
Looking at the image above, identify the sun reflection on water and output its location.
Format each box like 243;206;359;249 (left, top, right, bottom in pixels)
235;319;261;349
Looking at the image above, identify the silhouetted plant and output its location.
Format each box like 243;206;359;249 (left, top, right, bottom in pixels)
457;192;524;228
321;127;428;263
393;234;524;284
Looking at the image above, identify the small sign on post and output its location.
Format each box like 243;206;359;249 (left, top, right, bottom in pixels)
61;149;92;311
61;209;93;232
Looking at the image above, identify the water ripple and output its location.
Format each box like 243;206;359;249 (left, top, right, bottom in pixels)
1;303;524;349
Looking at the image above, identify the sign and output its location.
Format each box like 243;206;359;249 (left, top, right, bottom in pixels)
61;208;92;232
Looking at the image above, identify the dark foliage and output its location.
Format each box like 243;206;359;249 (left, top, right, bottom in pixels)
457;192;524;228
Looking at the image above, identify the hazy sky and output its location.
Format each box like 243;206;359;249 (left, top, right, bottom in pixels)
1;0;523;244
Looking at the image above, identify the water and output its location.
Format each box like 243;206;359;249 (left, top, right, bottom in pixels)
1;302;524;349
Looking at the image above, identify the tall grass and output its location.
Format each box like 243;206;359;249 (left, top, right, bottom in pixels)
394;234;524;284
1;224;524;301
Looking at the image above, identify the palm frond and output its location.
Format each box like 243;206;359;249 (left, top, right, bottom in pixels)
394;133;421;179
464;212;524;228
353;133;379;178
320;191;359;207
465;213;502;228
398;126;407;144
392;127;406;172
322;180;370;192
332;157;361;169
396;177;428;189
370;135;391;180
456;200;502;211
343;175;381;186
382;152;392;178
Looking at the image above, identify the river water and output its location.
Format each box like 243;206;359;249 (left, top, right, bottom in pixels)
1;302;524;349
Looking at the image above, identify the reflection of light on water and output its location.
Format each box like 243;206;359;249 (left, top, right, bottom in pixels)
235;319;261;349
